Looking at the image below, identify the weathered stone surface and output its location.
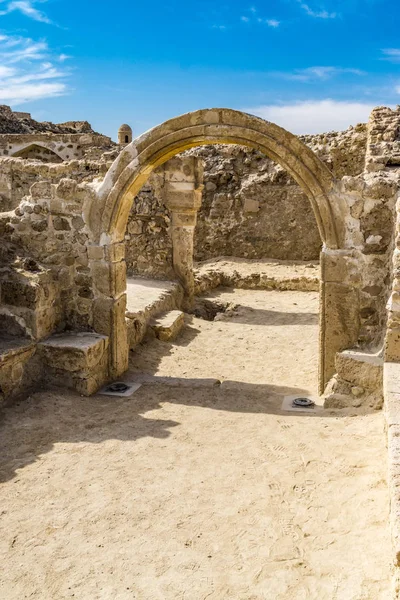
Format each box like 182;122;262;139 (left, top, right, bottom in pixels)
38;333;109;372
37;333;110;395
125;277;183;349
0;337;37;406
150;310;185;341
336;349;383;390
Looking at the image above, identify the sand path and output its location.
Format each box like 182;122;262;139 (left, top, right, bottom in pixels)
0;289;392;599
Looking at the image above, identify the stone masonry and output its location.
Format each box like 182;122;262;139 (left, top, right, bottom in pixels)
0;105;399;406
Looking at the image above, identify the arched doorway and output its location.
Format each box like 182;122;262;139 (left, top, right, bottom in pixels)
87;109;353;392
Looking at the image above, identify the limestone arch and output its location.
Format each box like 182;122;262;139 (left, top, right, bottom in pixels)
89;109;352;393
93;108;341;248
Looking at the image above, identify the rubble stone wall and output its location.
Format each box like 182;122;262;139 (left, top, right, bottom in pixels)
0;158;110;212
1;178;97;337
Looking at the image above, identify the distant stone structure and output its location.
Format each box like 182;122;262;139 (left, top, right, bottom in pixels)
13;111;31;120
118;124;132;145
0;105;114;165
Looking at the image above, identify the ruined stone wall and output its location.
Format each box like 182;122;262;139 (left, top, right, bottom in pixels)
125;174;174;279
334;172;399;347
1;179;97;337
0;110;397;351
0;106;399;403
193;145;321;262
0;132;114;162
0;158;109;212
366;106;400;172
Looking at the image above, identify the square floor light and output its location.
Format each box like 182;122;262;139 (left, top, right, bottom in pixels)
98;382;142;397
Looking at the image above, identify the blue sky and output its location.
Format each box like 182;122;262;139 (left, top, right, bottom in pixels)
0;0;398;139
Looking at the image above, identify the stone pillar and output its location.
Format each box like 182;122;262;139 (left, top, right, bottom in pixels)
319;248;361;392
163;156;203;308
89;241;129;380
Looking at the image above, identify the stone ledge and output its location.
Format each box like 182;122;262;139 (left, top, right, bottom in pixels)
0;337;35;364
130;374;221;388
150;310;185;341
38;332;109;372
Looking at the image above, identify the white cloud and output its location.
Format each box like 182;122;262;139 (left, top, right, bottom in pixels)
299;2;337;18
283;66;365;81
245;100;376;134
0;82;65;101
0;64;15;77
0;0;51;23
0;33;69;103
242;14;281;26
58;53;71;62
381;49;400;63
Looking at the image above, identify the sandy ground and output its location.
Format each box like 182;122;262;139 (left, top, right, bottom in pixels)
0;289;392;599
132;288;320;393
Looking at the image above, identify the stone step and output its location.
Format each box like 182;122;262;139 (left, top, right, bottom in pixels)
0;336;36;406
38;332;109;395
150;310;185;341
336;349;383;391
125;277;183;349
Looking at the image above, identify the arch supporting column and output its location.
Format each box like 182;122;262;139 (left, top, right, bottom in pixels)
163;156;203;309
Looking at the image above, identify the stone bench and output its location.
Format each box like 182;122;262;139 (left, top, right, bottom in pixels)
38;332;109;395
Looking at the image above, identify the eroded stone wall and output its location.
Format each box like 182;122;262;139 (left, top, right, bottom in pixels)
125;174;174;279
0;158;110;212
193;145;321;262
1;179;97;337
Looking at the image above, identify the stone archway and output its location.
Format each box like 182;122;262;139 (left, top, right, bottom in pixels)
87;109;355;393
12;143;64;163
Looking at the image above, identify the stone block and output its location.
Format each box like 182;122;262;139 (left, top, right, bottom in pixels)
91;260;126;296
38;333;109;372
150;310;185;341
320;249;360;285
0;338;37;406
87;245;105;260
386;328;400;363
336;349;383;391
321;282;360;385
106;242;125;263
243;198;260;214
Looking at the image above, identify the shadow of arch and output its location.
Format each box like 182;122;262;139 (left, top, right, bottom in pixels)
94;108;341;249
12;143;63;163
